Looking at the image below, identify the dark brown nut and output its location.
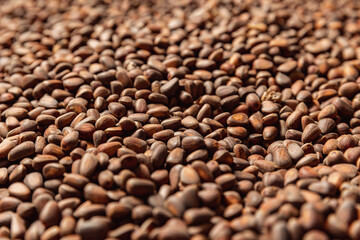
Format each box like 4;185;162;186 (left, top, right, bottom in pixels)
0;168;8;185
115;154;139;170
253;59;274;70
273;147;292;169
123;137;147;153
308;181;336;196
215;173;237;190
332;163;358;179
61;131;79;152
108;102;126;118
246;93;261;112
16;202;36;219
249;112;263;133
318;104;337;120
335;199;357;226
77;216;109;240
302;123;321;143
332;98;354;118
325;213;348;238
93;130;107;148
39;201;60;227
339;82;359;98
163;190;185;216
227;126;248;138
318;118;336;134
8;141;35;162
166;148;185;166
254;160;276;173
0;137;19;159
0;196;21;213
300;203;324;230
295;154;319;168
198;189;221;208
11;214;26;239
186;149;208;163
84;183;109;204
263;126;278;141
97;142;121;157
191;161;214;182
227;113;249;126
42;163;65;179
79;153;99;178
324;151;346;166
119;117;136;132
63;173;89;189
30;155;57;171
337;135;357;151
160;78;179;97
8;182;31;201
212;149;233;165
142;124;163;137
4;107;28;120
180;166;200;186
126;178;155;197
344;147;360;164
277;60;297;73
106;202;132;220
75;123;95;140
147;106;170;119
181;116;199;129
42;143;65;159
182;136;205;152
323;139;338;155
328;171;346;189
8;164;26;183
286;142;305;161
73;201;106;219
95;115;116;130
151;143;168;169
183;207;215;225
35;136;47;154
55;112;77;129
153;129;174;141
41;226;61;240
230;214;257;232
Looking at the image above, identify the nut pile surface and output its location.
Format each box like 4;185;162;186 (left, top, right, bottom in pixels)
1;0;360;239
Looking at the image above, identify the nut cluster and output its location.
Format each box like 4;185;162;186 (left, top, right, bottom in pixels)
0;0;360;239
